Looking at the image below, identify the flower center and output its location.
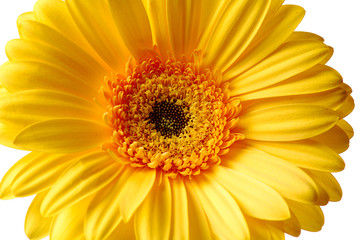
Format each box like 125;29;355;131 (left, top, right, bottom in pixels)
148;100;189;138
101;54;243;178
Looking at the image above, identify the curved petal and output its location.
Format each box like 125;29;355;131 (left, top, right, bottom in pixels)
246;139;345;172
184;178;212;240
141;0;171;59
117;167;156;221
0;90;102;128
0;61;98;99
336;95;354;118
229;40;329;95
11;152;83;197
6;39;104;82
202;0;271;72
33;0;104;67
186;175;250;240
242;87;348;113
305;170;342;202
239;65;342;101
135;175;172;240
269;212;301;237
169;177;189;240
66;0;130;71
0;123;22;150
17;19;105;76
223;146;319;203
238;104;339;141
286;31;324;43
210;165;290;220
166;0;203;59
41;152;121;216
50;195;93;240
311;124;349;153
224;5;305;80
337;119;354;139
84;178;123;240
107;218;136;240
287;200;324;232
25;190;53;240
107;0;153;60
0;152;38;199
247;218;273;240
13;119;111;153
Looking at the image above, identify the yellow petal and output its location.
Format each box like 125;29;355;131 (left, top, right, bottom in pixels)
66;0;130;71
247;218;273;240
17;12;35;26
223;146;319;203
84;178;124;240
238;104;339;141
117;167;156;221
41;152;121;216
0;152;37;199
166;0;203;59
33;0;104;67
287;200;324;232
196;0;231;52
50;195;93;240
6;39;104;82
25;190;53;240
246;139;345;172
0;61;98;99
169;177;189;240
268;225;285;240
229;40;329;95
0;123;23;150
286;31;324;42
269;212;301;237
242;87;347;113
185;178;212;240
107;219;136;240
141;0;171;59
337;119;354;139
107;0;153;60
187;175;250;240
13;119;111;153
262;0;285;24
17;19;105;76
306;170;342;202
210;165;290;220
135;175;172;240
311;124;349;153
224;5;305;80
239;65;342;101
0;90;102;128
203;0;271;71
11;152;83;197
336;95;354;118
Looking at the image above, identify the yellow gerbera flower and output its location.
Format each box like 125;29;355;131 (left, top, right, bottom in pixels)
0;0;354;239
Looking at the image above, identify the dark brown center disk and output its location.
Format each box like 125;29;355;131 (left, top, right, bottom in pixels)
148;100;189;138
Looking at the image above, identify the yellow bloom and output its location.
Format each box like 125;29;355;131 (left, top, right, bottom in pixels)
0;0;354;239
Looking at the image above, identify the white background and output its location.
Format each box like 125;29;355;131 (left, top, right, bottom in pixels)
0;0;360;239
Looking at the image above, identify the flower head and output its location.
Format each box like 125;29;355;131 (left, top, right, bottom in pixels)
0;0;354;239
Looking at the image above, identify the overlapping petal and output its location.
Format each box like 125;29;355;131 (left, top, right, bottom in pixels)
13;119;111;153
25;190;53;240
223;146;319;203
41;152;121;216
135;175;172;240
186;175;250;240
238;104;339;141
